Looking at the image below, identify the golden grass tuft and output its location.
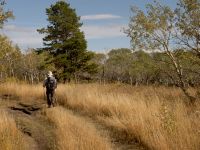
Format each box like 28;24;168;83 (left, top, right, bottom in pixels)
0;82;44;101
0;110;26;150
45;107;113;150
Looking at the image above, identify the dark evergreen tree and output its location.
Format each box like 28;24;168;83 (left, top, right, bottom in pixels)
38;1;96;82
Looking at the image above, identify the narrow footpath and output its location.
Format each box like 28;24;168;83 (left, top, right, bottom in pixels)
0;95;147;150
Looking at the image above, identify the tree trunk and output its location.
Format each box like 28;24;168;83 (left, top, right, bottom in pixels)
166;50;196;104
130;76;133;86
30;74;34;84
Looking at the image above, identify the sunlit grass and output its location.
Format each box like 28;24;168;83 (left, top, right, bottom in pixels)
0;83;200;149
0;110;26;150
0;82;44;100
45;107;113;150
56;84;200;150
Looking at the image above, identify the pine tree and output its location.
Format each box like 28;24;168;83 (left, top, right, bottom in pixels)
38;1;96;82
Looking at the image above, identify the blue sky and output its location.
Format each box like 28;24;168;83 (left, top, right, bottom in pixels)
1;0;177;52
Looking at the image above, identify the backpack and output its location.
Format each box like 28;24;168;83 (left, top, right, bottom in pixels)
46;77;56;90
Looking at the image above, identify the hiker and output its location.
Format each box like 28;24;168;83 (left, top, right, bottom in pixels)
43;71;57;108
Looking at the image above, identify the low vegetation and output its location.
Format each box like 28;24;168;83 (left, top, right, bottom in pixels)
45;107;112;150
0;110;26;150
0;83;199;149
56;84;200;150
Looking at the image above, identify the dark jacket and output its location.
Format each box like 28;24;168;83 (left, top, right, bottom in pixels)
43;76;57;91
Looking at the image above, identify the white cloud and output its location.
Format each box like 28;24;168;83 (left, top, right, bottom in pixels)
0;25;43;50
0;24;127;50
81;24;127;39
81;14;121;20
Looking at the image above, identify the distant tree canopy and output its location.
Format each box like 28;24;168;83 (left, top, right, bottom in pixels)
0;36;49;83
37;1;97;82
91;48;200;88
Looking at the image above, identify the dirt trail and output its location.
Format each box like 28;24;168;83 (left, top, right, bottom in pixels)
0;95;146;150
63;107;146;150
0;96;56;150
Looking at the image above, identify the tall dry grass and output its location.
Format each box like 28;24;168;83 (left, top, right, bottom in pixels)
56;84;200;150
0;82;43;100
45;107;113;150
0;110;26;150
0;83;200;149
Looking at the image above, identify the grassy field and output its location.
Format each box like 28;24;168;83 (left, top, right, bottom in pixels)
0;110;26;150
45;107;112;150
0;83;200;150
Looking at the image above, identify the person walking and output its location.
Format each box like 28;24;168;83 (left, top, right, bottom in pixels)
43;71;57;108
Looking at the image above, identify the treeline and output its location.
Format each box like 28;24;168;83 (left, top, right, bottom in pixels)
0;0;200;102
1;41;200;88
0;36;49;83
92;48;200;86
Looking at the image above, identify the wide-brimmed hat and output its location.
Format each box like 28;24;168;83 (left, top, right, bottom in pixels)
47;71;53;77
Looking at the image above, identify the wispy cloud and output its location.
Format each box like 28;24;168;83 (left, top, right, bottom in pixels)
0;24;127;50
81;24;127;39
0;25;43;50
81;14;121;20
3;25;33;32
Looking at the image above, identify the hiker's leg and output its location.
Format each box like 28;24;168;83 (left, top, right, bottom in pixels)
51;90;55;107
53;90;57;106
48;90;53;107
46;91;51;107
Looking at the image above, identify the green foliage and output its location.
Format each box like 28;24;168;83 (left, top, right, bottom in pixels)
125;0;200;102
126;1;175;51
101;49;158;85
38;1;96;81
92;47;200;86
130;50;157;84
175;0;200;56
175;50;200;86
105;48;132;82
